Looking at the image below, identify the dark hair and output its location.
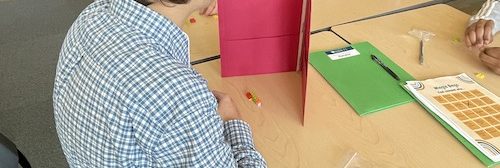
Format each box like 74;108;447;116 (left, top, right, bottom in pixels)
134;0;189;6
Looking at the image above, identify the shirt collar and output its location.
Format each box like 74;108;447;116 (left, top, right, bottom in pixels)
109;0;190;65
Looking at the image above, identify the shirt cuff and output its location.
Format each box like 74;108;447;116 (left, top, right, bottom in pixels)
223;120;255;147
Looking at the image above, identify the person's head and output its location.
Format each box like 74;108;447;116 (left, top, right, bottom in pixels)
133;0;213;26
134;0;211;12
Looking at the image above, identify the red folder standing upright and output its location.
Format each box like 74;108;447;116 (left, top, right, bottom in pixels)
218;0;311;123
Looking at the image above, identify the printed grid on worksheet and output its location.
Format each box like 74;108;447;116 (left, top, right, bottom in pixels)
433;89;500;140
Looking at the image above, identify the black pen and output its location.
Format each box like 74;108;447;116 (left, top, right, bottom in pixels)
371;54;400;81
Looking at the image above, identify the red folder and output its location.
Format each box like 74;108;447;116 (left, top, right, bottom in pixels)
218;0;311;123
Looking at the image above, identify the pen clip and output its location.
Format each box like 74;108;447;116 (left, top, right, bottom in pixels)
371;54;401;81
371;54;383;65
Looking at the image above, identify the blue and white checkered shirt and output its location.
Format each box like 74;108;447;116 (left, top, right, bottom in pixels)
53;0;266;167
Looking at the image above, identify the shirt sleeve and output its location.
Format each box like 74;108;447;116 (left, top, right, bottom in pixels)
224;120;267;168
470;0;500;35
122;51;267;167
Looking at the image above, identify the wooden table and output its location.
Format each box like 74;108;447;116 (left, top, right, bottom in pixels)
192;32;351;167
329;4;500;167
332;4;499;94
311;0;431;30
192;4;500;168
182;13;220;61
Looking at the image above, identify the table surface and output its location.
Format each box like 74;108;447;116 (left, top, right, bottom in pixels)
311;0;431;30
332;4;500;94
189;4;500;168
182;14;220;61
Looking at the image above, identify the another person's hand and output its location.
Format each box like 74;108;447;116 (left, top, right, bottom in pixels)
479;47;500;75
200;0;217;16
212;90;241;121
465;19;495;49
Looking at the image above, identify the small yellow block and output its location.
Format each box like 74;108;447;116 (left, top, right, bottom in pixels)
452;37;462;44
212;15;218;20
475;72;486;79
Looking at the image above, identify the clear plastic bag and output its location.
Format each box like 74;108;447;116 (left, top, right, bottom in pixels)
408;29;435;65
340;151;374;168
408;29;435;42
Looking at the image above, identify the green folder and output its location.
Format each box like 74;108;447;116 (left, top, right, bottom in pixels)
309;42;414;116
402;84;500;167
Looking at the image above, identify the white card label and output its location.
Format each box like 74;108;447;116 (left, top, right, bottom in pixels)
325;46;360;61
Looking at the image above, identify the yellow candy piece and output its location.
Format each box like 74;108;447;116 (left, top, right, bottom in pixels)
475;72;486;79
452;37;462;44
212;15;218;20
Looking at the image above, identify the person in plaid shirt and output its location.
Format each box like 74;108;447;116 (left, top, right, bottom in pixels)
53;0;266;167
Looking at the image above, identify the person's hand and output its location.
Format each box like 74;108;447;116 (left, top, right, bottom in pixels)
465;19;495;49
479;47;500;75
212;90;241;121
200;0;217;16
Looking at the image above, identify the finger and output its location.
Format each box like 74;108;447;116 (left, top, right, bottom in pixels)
479;46;487;53
211;90;225;100
203;0;217;16
209;1;218;15
484;47;500;59
199;8;207;15
468;28;477;46
479;51;500;65
465;34;473;48
203;7;214;16
484;20;494;44
481;61;500;75
475;20;486;47
465;24;475;48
